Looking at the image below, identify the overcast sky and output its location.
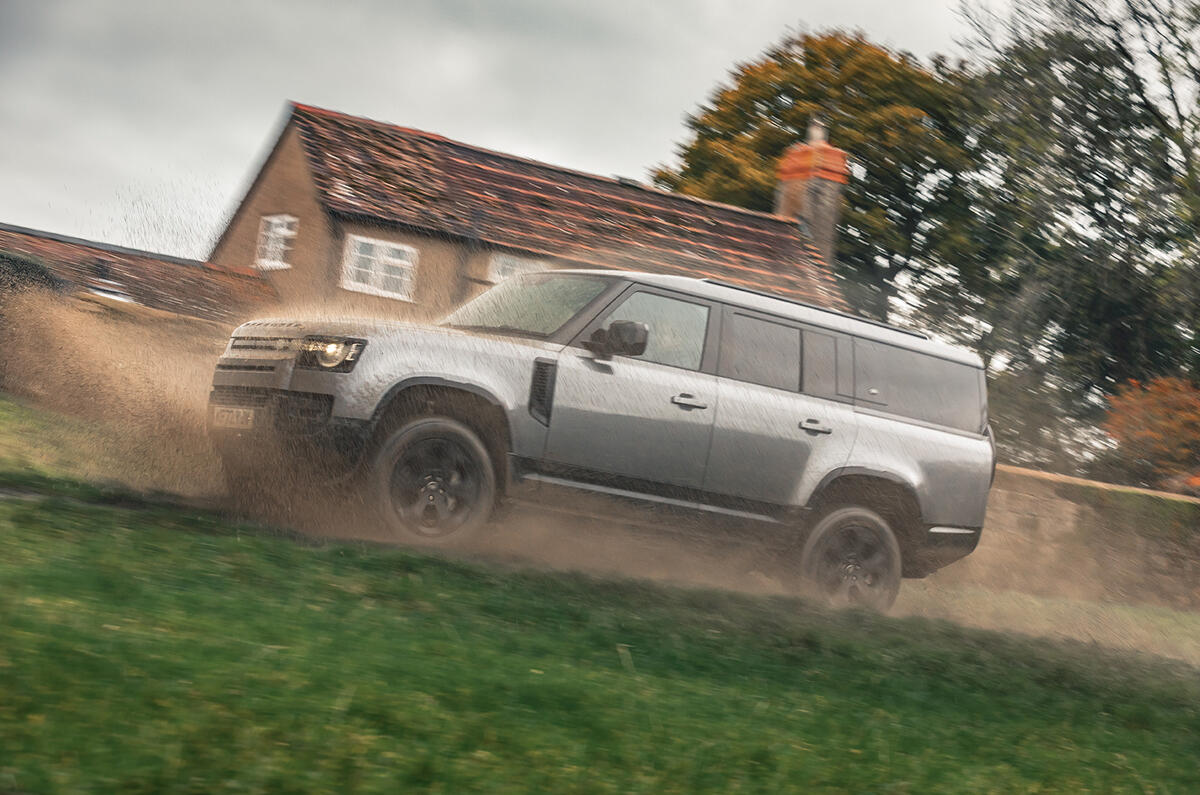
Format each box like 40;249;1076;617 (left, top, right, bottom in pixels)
0;0;973;259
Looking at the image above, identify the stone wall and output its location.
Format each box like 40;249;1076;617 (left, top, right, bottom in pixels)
932;465;1200;610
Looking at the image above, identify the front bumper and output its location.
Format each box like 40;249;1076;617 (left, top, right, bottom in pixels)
208;385;371;478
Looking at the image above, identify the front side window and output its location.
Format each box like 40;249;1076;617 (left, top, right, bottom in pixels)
604;291;710;370
256;214;297;270
442;272;611;338
719;312;800;391
341;235;417;301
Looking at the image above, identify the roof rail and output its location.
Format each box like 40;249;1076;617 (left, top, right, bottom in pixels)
699;278;929;340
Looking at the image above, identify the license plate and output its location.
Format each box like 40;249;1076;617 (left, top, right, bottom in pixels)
212;406;256;430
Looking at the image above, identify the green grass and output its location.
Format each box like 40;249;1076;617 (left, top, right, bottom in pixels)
0;393;158;495
0;393;113;479
0;394;184;509
897;581;1200;667
2;495;1200;793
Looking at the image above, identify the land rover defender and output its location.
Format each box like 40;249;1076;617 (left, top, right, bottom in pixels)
209;271;994;609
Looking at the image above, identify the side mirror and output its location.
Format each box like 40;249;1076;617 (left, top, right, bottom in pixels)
581;321;649;359
606;320;649;356
581;327;611;358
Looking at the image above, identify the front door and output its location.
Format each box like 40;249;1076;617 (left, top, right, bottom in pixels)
543;288;718;490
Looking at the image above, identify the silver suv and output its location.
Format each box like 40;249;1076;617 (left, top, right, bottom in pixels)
209;271;993;609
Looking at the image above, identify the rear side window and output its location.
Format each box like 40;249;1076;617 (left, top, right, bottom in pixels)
854;339;983;432
718;312;800;391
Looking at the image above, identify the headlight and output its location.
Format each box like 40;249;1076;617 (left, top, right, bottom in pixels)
296;336;367;372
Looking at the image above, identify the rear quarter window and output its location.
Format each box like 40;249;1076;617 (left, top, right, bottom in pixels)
854;339;983;433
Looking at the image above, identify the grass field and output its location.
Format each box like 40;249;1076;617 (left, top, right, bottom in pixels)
3;487;1200;792
3;391;1200;790
6;389;1200;667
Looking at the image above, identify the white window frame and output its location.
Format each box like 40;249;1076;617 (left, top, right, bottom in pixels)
255;214;297;270
488;252;546;283
340;234;419;302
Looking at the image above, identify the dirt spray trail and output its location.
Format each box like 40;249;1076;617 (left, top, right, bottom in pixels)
0;289;227;495
3;289;1198;667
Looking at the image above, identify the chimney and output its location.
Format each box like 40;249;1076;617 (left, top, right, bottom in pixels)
774;117;849;266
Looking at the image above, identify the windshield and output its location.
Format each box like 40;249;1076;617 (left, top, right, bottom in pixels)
441;273;612;338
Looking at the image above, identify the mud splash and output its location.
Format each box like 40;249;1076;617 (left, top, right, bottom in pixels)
0;289;226;495
2;287;1198;667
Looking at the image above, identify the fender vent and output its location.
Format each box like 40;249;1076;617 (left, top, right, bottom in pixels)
529;358;557;426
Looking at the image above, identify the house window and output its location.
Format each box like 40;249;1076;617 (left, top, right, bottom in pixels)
256;214;297;270
341;235;418;301
488;252;545;283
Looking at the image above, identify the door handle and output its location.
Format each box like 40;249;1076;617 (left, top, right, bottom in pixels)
801;418;833;435
671;393;708;410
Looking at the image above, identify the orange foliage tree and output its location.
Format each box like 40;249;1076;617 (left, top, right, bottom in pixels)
1104;378;1200;486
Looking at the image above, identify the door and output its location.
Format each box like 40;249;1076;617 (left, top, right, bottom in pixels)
703;309;857;506
543;288;718;489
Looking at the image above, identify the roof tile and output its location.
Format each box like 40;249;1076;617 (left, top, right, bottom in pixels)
291;104;849;310
0;223;274;322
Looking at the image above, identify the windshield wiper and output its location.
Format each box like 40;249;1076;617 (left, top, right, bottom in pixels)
442;324;546;339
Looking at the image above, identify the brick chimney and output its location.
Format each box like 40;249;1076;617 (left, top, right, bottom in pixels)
774;118;849;266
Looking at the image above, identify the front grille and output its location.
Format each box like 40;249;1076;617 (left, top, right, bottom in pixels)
209;385;272;407
230;336;293;351
216;363;277;372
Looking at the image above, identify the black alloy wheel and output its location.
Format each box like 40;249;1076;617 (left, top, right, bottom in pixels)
372;417;496;545
799;506;902;611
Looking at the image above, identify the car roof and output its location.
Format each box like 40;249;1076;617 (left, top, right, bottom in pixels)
554;269;983;368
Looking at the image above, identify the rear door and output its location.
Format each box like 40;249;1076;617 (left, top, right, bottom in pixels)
543;286;719;489
703;307;857;506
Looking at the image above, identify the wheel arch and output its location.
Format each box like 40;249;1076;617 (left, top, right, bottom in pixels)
806;468;925;573
371;377;513;495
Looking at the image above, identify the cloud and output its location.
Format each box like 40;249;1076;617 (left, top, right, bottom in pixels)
0;0;970;258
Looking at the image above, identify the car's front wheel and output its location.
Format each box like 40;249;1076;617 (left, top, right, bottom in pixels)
798;506;902;611
370;417;496;546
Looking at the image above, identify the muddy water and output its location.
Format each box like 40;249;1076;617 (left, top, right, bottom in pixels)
3;289;1198;667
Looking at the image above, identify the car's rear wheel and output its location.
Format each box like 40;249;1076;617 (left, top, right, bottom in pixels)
370;417;496;545
799;506;902;611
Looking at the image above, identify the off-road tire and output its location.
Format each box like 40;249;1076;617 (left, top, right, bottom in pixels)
799;506;902;612
370;417;496;546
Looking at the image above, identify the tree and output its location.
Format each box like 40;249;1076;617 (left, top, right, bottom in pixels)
653;31;976;321
963;0;1200;383
1025;0;1200;227
969;29;1187;384
952;4;1200;471
1102;377;1200;487
656;22;1199;474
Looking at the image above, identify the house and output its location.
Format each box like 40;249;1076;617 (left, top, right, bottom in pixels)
209;102;851;318
0;221;273;322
